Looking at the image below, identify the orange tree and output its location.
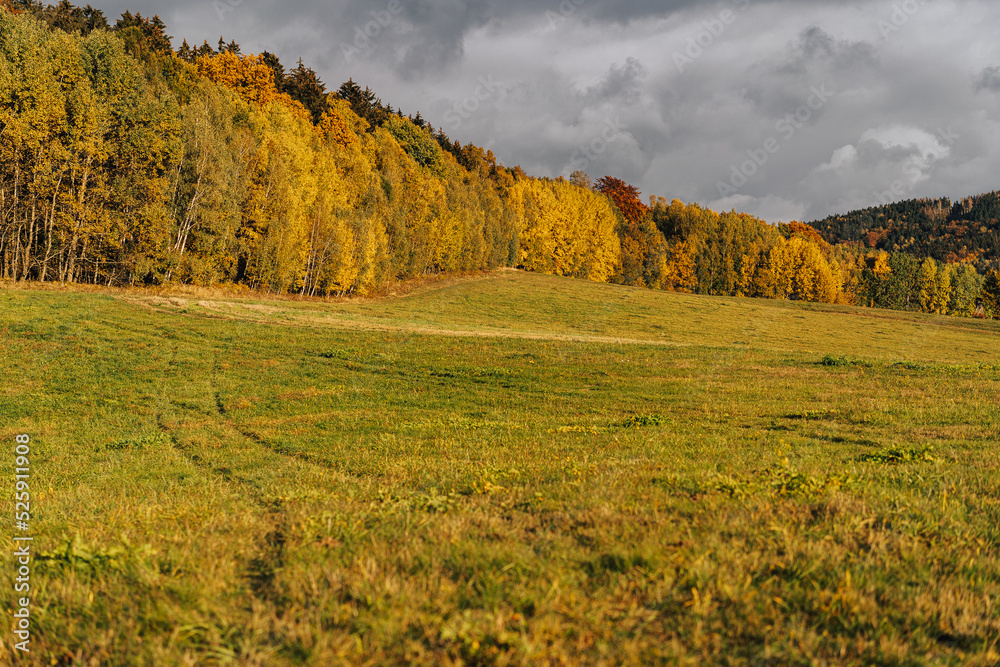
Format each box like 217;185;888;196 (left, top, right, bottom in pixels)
595;176;666;288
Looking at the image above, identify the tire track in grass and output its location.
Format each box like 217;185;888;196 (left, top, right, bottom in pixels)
155;411;290;607
210;352;342;473
154;412;271;509
154;343;293;609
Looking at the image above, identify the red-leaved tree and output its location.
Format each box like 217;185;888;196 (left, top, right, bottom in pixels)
595;176;667;288
595;176;649;226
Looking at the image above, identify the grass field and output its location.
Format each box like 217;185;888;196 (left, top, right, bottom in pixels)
2;269;999;665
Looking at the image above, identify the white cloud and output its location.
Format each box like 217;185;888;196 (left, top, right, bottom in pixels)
860;125;950;167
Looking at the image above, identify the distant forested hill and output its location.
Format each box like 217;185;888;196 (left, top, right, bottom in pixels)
812;193;1000;273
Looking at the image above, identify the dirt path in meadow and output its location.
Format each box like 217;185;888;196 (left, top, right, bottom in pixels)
121;295;693;349
308;318;690;348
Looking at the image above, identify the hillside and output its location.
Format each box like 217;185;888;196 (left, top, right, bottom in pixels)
2;271;1000;664
812;192;1000;272
108;269;1000;363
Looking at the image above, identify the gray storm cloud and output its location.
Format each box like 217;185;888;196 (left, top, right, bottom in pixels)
975;66;1000;94
84;0;1000;221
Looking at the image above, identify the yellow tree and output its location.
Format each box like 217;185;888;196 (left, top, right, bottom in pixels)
663;240;697;292
298;147;357;295
77;29;181;284
768;237;793;299
322;113;392;293
516;179;619;282
738;243;775;298
319;98;365;148
165;81;250;284
515;180;556;275
787;238;817;301
0;11;180;284
918;257;938;313
950;263;982;317
237;102;319;292
933;262;953;315
196;51;306;116
0;11;77;280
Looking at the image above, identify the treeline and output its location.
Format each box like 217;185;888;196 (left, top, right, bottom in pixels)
813;193;1000;274
1;2;998;319
648;198;847;303
855;252;1000;318
607;190;1000;318
0;3;618;294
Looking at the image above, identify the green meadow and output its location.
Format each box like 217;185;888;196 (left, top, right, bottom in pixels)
1;270;999;665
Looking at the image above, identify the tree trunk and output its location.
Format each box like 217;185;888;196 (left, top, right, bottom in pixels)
39;172;64;282
21;204;37;281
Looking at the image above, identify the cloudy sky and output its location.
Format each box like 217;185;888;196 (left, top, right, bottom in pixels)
92;0;1000;222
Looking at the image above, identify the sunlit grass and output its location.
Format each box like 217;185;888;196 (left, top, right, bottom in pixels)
1;271;998;665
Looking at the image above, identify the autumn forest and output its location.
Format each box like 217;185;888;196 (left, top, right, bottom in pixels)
2;1;999;317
